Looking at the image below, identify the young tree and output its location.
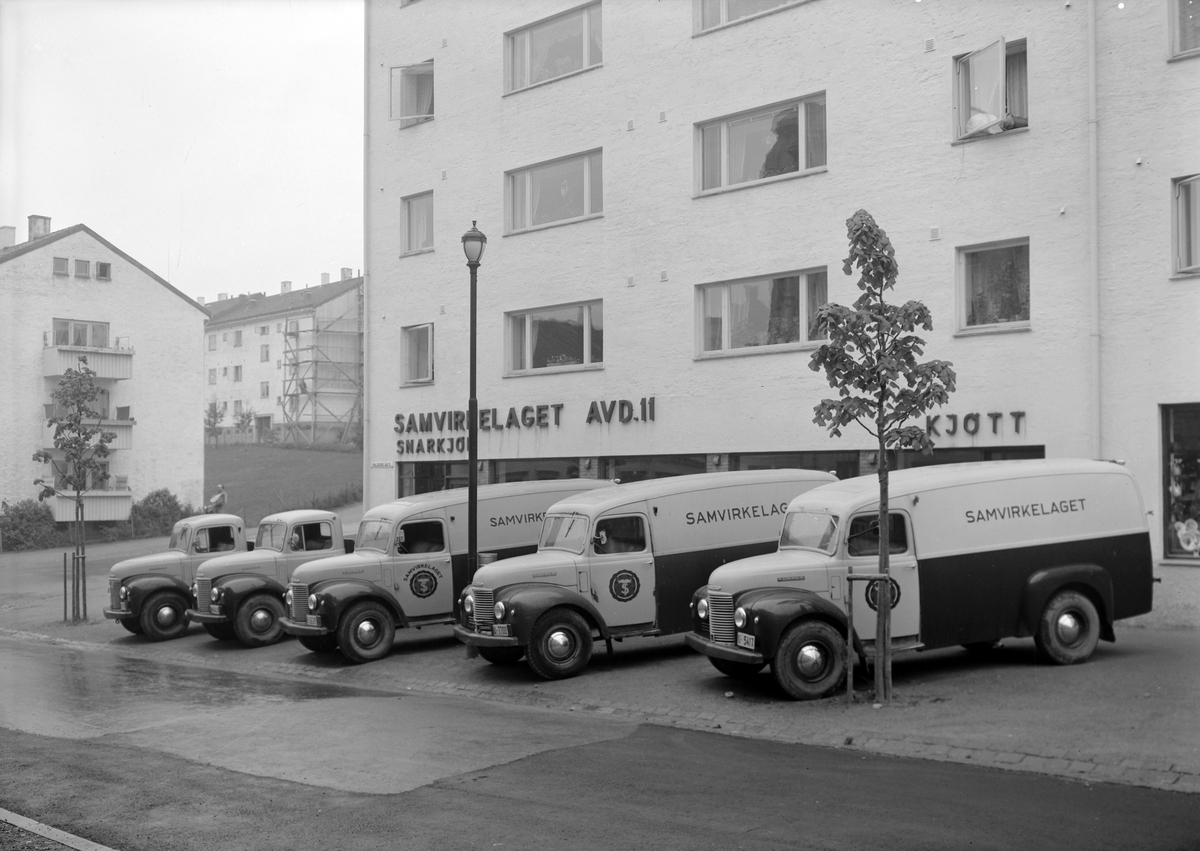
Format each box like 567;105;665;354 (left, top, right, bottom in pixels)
236;406;257;440
809;210;957;703
32;356;117;622
205;397;225;445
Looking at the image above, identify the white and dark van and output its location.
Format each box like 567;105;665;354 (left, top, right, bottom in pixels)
454;469;837;679
686;460;1155;700
280;479;614;663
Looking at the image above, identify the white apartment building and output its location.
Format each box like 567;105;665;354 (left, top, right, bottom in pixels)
203;275;363;445
363;0;1200;562
0;216;208;521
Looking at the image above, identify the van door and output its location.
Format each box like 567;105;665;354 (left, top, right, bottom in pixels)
846;512;920;644
284;520;336;581
391;519;453;619
588;513;656;628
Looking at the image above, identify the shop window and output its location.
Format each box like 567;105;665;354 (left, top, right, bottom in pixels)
1172;0;1200;58
392;60;434;128
699;96;826;192
96;262;111;280
508;150;602;232
1175;175;1199;275
403;323;434;383
53;257;69;275
403;192;434;253
953;38;1028;141
602;455;706;483
53;318;110;348
490;457;581;482
699;269;827;354
1165;404;1200;558
959;239;1030;330
733;450;859;480
409;461;469;495
508;300;602;373
695;0;799;32
507;3;601;93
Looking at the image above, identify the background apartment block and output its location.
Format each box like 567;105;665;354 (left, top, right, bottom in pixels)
0;216;208;521
203;273;364;446
363;0;1200;562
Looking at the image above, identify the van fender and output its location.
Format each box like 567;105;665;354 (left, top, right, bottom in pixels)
213;575;288;621
122;574;192;618
733;587;851;661
1020;564;1115;642
495;583;607;646
309;579;407;630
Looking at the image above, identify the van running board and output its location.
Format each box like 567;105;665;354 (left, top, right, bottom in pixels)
857;639;925;658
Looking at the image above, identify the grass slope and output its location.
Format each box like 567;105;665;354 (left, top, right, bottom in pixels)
205;446;363;526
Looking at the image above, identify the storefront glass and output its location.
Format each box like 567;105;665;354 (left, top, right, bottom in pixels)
490;458;581;482
1164;405;1200;559
733;451;860;480
602;455;706;483
894;446;1044;469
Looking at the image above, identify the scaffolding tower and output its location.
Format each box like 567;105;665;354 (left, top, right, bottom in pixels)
280;287;363;445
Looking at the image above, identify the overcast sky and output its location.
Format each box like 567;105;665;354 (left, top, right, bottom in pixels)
0;0;364;306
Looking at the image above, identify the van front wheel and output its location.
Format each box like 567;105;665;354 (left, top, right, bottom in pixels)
235;594;287;647
338;601;395;664
527;608;592;680
1035;590;1100;665
772;621;846;700
709;657;766;679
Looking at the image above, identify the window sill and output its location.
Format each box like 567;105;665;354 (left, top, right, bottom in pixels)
1170;270;1200;281
504;363;603;378
504;63;602;97
505;213;603;237
401;379;434;387
696;341;824;360
953;322;1031;338
692;0;811;37
695;167;826;199
401;247;435;258
951;126;1030;146
1168;49;1200;63
396;117;434;130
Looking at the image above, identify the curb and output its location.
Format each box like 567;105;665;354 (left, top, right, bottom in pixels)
0;807;120;851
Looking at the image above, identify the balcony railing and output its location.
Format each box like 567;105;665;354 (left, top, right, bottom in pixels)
42;418;134;451
43;344;134;380
50;492;133;523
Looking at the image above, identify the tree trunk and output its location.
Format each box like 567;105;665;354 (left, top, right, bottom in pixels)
876;429;893;703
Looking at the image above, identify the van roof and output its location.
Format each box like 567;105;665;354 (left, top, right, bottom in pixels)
789;459;1134;512
362;478;614;522
258;509;341;525
546;469;838;515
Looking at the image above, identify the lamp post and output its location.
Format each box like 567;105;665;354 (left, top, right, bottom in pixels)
461;222;487;580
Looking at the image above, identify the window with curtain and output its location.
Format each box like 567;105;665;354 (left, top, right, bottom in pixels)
403;323;433;383
699;95;826;192
1175;175;1200;275
954;38;1028;140
508;151;602;232
53;318;110;348
960;240;1030;329
1173;0;1200;57
509;301;602;373
403;192;434;253
392;60;434;128
699;269;827;354
695;0;798;32
507;3;602;93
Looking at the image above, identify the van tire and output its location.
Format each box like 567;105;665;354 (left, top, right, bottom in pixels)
1035;590;1100;665
203;622;236;641
772;620;846;700
234;594;287;648
527;608;592;680
298;634;339;654
119;618;144;635
479;646;526;665
338;601;395;664
140;591;190;641
709;657;766;679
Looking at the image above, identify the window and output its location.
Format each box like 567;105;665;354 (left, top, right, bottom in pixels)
403;192;434;253
221;401;228;414
260;344;270;362
74;259;90;278
397;520;445;554
507;3;601;93
96;262;111;280
847;513;909;557
403;323;434;383
392;60;434;128
260;381;270;398
508;150;602;232
233;365;243;382
276;323;282;333
1175;175;1199;275
233;330;243;347
959;239;1030;329
208;369;217;385
695;0;797;33
258;325;269;335
953;38;1028;141
208;334;216;351
699;96;826;191
1173;0;1200;58
509;301;602;373
52;319;110;348
699;269;827;354
53;257;68;275
1164;404;1200;558
593;516;646;554
233;400;243;416
222;367;228;376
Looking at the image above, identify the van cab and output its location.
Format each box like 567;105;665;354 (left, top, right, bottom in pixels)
280;479;614;663
685;460;1155;700
454;469;837;680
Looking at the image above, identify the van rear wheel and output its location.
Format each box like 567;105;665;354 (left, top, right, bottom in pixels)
479;646;525;665
709;657;766;679
338;601;395;664
772;620;846;700
527;608;592;680
1035;590;1100;665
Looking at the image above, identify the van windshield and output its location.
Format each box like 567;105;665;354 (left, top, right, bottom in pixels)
356;519;392;553
539;514;590;553
256;522;288;552
168;525;190;552
780;511;840;554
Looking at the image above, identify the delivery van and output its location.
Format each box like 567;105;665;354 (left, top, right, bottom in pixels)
454;469;837;679
280;479;615;663
685;459;1155;700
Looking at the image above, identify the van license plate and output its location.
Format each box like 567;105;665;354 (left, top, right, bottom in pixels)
493;624;511;637
736;632;755;650
210;604;222;616
306;615;320;627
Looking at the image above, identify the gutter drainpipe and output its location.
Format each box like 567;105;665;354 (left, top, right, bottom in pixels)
1088;0;1102;459
361;3;373;505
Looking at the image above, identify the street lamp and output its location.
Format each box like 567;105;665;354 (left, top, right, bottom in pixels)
461;222;487;580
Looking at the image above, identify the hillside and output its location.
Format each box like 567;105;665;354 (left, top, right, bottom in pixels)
205;445;363;526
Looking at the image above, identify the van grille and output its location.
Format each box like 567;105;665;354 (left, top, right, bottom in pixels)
472;587;494;629
194;578;211;613
109;579;122;611
289;584;308;621
708;592;735;644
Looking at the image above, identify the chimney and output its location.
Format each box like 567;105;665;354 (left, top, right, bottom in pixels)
197;296;206;306
0;226;15;250
281;281;292;294
340;267;352;281
218;293;229;301
28;215;51;241
321;273;330;286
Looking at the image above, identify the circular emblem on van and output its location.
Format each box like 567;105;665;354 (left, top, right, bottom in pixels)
609;570;640;602
865;578;901;612
409;570;438;599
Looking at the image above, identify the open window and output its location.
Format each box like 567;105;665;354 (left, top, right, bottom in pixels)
846;514;908;557
1175;175;1199;275
954;38;1028;141
593;515;647;554
392;60;434;128
397;520;445;554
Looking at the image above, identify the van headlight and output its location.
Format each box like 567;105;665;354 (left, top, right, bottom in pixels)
734;607;747;629
285;588;294;606
464;594;474;615
494;601;507;621
119;586;128;601
210;587;221;603
308;593;320;612
696;598;708;620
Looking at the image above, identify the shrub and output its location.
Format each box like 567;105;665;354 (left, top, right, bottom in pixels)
131;489;197;538
0;499;62;552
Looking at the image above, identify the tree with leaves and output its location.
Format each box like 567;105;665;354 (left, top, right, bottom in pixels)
236;405;257;439
204;397;225;445
809;210;957;703
32;356;117;622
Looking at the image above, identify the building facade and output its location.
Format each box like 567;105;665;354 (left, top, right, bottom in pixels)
0;216;208;521
203;275;364;446
363;0;1200;563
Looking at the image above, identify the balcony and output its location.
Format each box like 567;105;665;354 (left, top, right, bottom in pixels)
43;344;134;380
42;417;134;451
50;491;132;523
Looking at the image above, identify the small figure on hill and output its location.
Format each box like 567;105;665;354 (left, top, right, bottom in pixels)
205;484;227;514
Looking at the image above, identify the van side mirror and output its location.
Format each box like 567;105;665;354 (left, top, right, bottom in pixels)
593;530;608;549
397;529;406;544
